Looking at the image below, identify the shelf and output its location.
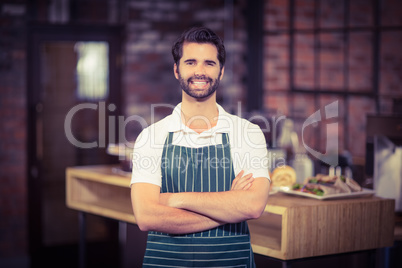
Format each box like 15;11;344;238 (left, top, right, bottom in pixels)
66;165;136;224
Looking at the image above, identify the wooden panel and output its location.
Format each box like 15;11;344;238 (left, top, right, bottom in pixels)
249;212;282;258
250;193;395;260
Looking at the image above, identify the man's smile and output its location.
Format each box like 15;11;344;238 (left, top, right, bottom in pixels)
190;80;209;89
177;63;222;99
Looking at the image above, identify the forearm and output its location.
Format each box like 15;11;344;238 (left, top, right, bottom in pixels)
141;205;222;234
162;177;270;223
163;191;254;223
131;185;222;234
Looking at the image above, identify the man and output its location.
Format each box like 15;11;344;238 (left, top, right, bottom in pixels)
130;26;270;267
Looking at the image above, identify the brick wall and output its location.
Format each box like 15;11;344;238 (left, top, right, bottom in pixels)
263;0;402;162
0;0;28;262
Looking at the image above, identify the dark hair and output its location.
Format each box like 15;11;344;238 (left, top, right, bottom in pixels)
172;27;226;70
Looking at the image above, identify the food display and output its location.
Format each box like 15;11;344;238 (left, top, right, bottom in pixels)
291;174;362;196
270;165;297;188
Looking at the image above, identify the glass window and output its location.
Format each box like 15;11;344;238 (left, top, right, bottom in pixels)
75;42;109;100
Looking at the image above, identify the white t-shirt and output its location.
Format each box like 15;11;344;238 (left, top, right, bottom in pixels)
131;103;270;187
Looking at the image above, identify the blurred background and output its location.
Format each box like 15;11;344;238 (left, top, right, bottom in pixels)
0;0;401;267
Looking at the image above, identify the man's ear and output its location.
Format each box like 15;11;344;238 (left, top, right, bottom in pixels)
174;63;179;79
219;66;225;80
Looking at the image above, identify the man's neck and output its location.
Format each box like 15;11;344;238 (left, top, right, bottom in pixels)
181;93;219;133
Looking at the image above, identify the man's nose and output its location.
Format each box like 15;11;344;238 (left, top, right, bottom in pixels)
194;64;206;76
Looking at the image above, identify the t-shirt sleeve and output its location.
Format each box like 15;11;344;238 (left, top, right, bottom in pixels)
130;128;163;187
233;122;271;182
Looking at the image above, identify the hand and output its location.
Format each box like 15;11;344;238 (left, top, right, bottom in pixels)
231;170;254;191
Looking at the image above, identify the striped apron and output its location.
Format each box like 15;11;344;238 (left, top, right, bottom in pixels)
143;132;256;267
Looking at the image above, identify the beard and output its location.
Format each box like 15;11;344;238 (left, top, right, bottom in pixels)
178;71;221;99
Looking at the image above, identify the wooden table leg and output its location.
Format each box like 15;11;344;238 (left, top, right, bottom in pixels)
119;221;127;268
281;259;292;268
79;212;86;268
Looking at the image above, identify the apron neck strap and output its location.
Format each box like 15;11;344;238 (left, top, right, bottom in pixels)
166;132;230;145
166;132;174;145
221;133;229;145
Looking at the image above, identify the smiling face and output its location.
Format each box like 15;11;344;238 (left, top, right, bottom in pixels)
174;42;224;100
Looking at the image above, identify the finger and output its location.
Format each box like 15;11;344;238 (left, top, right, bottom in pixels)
235;170;245;181
231;170;245;190
236;175;254;189
243;182;253;190
232;174;253;190
232;171;247;190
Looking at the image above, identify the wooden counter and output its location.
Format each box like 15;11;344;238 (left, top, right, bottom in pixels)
66;165;395;261
66;165;135;224
248;191;395;260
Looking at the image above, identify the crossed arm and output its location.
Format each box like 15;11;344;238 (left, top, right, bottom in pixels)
130;171;270;234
